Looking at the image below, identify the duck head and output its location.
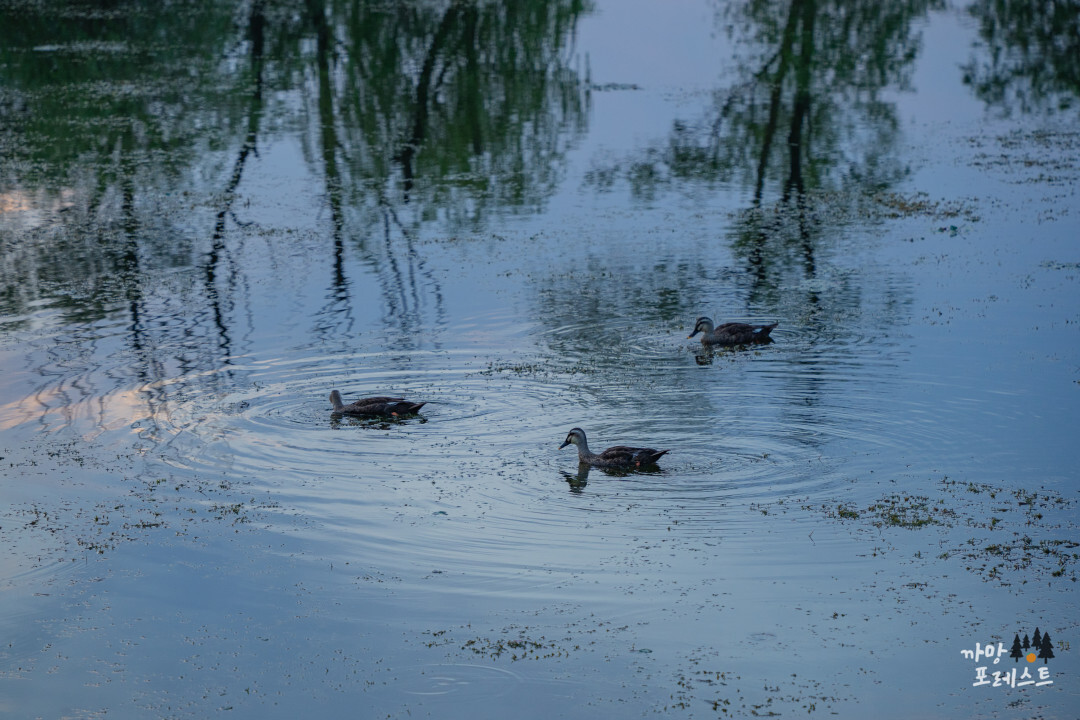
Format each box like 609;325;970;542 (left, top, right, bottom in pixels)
688;316;714;339
559;427;587;450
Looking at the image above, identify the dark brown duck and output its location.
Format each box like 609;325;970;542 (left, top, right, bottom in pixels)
688;316;778;346
329;390;426;417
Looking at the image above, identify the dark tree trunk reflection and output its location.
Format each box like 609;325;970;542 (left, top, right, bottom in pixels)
205;0;268;365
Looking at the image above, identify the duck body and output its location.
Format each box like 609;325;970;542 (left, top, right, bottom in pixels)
688;316;777;346
559;427;669;469
329;389;425;417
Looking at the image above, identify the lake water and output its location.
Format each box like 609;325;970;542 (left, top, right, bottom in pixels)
1;0;1078;717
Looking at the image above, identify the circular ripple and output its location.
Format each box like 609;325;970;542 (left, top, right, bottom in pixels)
399;664;522;699
5;295;1009;594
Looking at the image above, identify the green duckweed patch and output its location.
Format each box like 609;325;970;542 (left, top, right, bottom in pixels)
476;358;601;377
668;664;838;716
872;191;978;222
422;623;590;662
781;477;1078;587
818;494;953;529
8;468;279;559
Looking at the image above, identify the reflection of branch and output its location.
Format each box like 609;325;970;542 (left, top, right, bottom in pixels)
380;207;413;329
753;0;801;204
308;0;342;233
462;4;483;155
308;0;355;342
397;4;463;196
204;0;266;361
374;195;446;344
118;141;171;434
712;77;757;136
783;0;815;203
713;47;783;137
228;210;254;228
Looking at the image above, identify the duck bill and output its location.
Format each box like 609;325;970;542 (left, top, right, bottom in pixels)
558;439;571;449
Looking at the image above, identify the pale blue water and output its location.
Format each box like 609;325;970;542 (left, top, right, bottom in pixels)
1;1;1078;718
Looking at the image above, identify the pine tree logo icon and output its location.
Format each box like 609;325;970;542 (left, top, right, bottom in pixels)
1010;628;1055;664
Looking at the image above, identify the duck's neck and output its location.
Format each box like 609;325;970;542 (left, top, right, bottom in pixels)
330;391;345;412
574;438;596;463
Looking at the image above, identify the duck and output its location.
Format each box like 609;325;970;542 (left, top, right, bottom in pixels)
329;389;425;417
688;316;777;346
559;427;669;469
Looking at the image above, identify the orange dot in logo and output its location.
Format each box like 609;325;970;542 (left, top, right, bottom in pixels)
1026;653;1037;663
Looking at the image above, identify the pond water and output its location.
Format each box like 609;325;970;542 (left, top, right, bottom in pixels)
1;0;1078;717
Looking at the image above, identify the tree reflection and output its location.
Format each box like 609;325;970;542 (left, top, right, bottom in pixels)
594;0;939;206
0;0;592;435
205;0;269;364
538;0;943;429
581;0;941;310
962;0;1080;115
0;0;245;330
301;0;591;342
315;1;590;225
746;0;938;201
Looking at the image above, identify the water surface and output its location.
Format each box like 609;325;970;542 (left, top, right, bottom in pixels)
1;0;1078;717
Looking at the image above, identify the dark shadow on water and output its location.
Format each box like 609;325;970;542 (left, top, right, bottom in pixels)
692;336;775;365
560;463;667;493
329;414;428;430
560;468;589;493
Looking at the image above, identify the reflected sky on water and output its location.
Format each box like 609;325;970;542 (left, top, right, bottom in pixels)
1;0;1078;717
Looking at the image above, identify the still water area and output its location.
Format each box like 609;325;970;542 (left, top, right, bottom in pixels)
1;0;1078;717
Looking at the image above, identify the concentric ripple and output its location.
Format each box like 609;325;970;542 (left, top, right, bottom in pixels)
2;290;1007;593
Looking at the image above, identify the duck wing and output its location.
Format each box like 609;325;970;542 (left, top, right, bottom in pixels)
599;446;669;467
712;322;777;345
631;448;670;465
339;397;424;416
352;396;406;404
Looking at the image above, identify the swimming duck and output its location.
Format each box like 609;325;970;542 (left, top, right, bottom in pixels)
329;390;425;417
688;316;777;346
559;427;669;469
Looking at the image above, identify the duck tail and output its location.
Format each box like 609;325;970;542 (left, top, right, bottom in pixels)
756;322;778;337
640;449;670;465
